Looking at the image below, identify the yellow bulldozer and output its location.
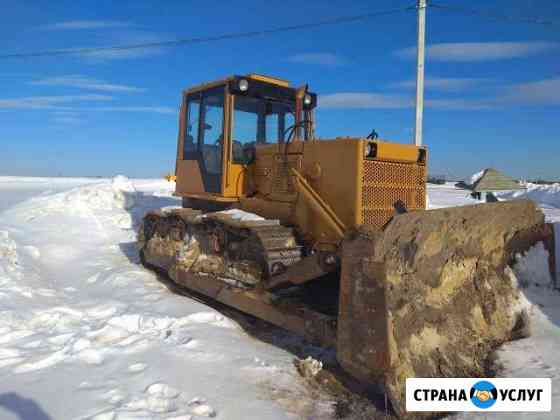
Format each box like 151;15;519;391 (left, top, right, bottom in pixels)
138;74;552;417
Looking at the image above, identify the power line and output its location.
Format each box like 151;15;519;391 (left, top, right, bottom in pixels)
0;5;416;60
430;2;559;27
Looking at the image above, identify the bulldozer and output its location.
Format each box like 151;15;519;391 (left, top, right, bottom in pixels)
138;74;553;417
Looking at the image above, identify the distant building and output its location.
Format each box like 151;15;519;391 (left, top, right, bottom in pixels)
469;168;525;201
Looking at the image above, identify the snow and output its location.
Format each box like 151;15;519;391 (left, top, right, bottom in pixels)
512;242;553;288
0;176;334;420
429;181;560;223
469;169;485;186
0;175;559;419
426;182;479;209
497;183;560;222
213;208;265;222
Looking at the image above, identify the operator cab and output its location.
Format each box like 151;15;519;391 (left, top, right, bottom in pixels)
176;74;317;199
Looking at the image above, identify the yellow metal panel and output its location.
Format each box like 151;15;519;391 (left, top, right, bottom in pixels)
247;74;290;87
176;160;205;195
289;138;362;250
301;138;362;229
291;168;346;241
374;140;423;163
222;88;233;195
223;163;246;197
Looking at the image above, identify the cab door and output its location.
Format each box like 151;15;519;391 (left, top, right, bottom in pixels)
177;86;226;195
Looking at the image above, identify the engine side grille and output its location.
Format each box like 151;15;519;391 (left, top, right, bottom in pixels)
271;156;301;195
361;159;426;228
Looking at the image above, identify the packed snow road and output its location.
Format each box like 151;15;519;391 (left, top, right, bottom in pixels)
0;177;559;419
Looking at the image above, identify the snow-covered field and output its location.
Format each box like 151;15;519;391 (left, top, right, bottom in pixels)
0;177;559;419
0;177;334;420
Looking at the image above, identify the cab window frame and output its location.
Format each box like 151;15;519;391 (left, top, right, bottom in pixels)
183;85;227;161
183;93;201;160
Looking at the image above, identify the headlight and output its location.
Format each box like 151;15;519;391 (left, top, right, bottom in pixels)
303;94;312;105
238;79;249;92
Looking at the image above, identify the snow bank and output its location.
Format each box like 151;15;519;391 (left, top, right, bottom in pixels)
3;176;141;232
512;242;553;289
63;175;137;211
498;182;560;209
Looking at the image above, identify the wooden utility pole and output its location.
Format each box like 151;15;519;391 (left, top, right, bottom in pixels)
414;0;427;146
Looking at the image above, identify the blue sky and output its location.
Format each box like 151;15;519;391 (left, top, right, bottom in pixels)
1;0;559;180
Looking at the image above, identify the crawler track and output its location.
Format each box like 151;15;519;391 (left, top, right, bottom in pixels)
139;207;338;347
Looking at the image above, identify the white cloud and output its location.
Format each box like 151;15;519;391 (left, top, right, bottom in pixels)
0;94;113;110
288;53;346;66
318;92;495;110
499;78;560;106
393;77;491;91
77;31;166;62
88;106;176;114
41;20;131;30
319;92;411;108
31;75;144;93
316;77;560;111
425;98;495;110
30;30;165;62
395;42;559;61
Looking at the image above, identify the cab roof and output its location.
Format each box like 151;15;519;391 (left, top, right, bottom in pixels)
183;74;291;95
182;74;317;109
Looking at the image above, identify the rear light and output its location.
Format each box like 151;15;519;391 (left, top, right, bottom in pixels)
365;142;377;158
418;148;426;163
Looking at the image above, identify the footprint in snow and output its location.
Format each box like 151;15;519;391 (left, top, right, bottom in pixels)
188;397;216;418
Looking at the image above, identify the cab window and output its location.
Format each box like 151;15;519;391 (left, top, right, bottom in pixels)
232;96;294;164
200;91;224;175
184;96;200;159
183;88;225;177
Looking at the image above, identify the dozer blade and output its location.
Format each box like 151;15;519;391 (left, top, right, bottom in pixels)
338;199;554;418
